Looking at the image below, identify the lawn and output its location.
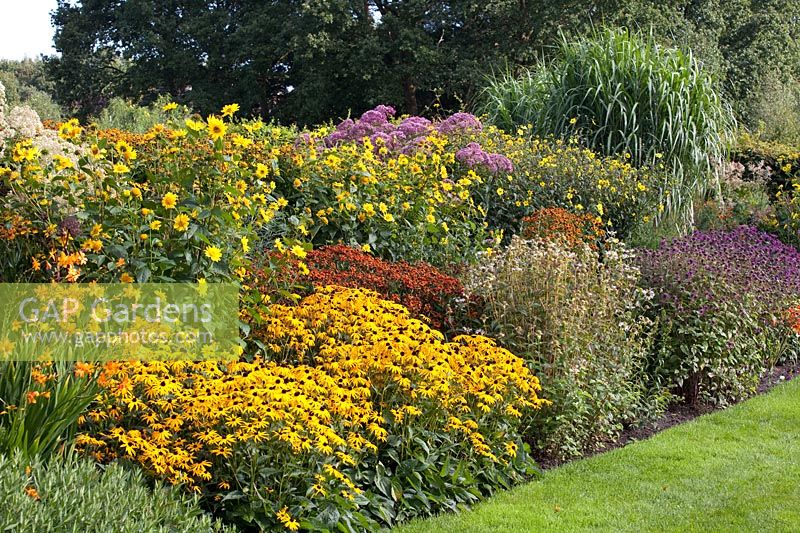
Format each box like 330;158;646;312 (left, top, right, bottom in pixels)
396;378;800;532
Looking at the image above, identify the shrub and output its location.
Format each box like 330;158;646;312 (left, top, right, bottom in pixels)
463;237;657;459
95;95;192;133
481;28;735;226
638;226;800;404
0;362;98;459
730;132;800;196
694;159;772;232
769;181;800;248
0;452;228;532
747;76;800;146
78;287;546;531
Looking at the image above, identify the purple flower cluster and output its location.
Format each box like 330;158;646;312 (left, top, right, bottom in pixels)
436;112;483;135
321;106;509;171
455;142;514;174
638;225;800;315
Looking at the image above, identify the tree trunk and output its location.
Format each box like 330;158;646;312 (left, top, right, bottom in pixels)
402;76;417;115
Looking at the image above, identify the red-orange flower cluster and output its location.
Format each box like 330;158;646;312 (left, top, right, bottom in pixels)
521;207;604;249
787;305;800;334
262;245;465;330
305;245;464;330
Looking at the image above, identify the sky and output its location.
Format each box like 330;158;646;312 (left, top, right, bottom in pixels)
0;0;58;60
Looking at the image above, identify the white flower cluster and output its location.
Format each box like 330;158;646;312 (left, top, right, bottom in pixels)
0;80;84;164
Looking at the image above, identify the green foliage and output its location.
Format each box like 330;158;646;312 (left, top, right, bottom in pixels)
95;96;191;133
349;426;536;528
648;301;769;405
609;0;800;126
0;60;62;121
730;132;800;195
474;132;661;241
0;452;228;532
0;363;98;459
638;227;800;405
769;180;800;249
44;1;646;124
45;0;800;127
0;119;270;284
481;28;735;228
748;77;800;146
464;237;661;459
693;160;773;233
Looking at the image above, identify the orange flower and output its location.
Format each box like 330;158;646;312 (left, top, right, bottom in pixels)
74;362;94;378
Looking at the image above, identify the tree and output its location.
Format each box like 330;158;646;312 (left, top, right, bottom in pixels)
47;0;296;119
46;0;800;125
0;59;63;120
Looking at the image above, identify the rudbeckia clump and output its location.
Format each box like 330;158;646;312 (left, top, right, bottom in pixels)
639;226;800;404
79;286;546;531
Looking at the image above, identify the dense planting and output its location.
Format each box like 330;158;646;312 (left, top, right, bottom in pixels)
78;287;545;530
464;238;657;459
278;244;465;331
639;226;800;403
1;88;799;532
0;452;229;531
482;29;735;226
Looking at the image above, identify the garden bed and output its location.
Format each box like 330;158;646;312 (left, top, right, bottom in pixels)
534;361;800;471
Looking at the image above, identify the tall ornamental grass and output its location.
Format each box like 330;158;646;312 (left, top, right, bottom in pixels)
480;28;735;228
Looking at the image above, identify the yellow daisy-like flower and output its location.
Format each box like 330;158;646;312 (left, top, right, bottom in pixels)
255;163;269;178
161;192;178;210
204;246;222;262
89;144;106;160
240;236;250;253
185;118;206;132
53;155;74;171
291;245;307;259
231;134;253;148
206;115;227;141
113;163;130;174
149;220;162;231
173;214;190;232
220;103;240;118
120;272;134;283
162;101;178;112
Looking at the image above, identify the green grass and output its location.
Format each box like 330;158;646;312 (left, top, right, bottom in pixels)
396;378;800;532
